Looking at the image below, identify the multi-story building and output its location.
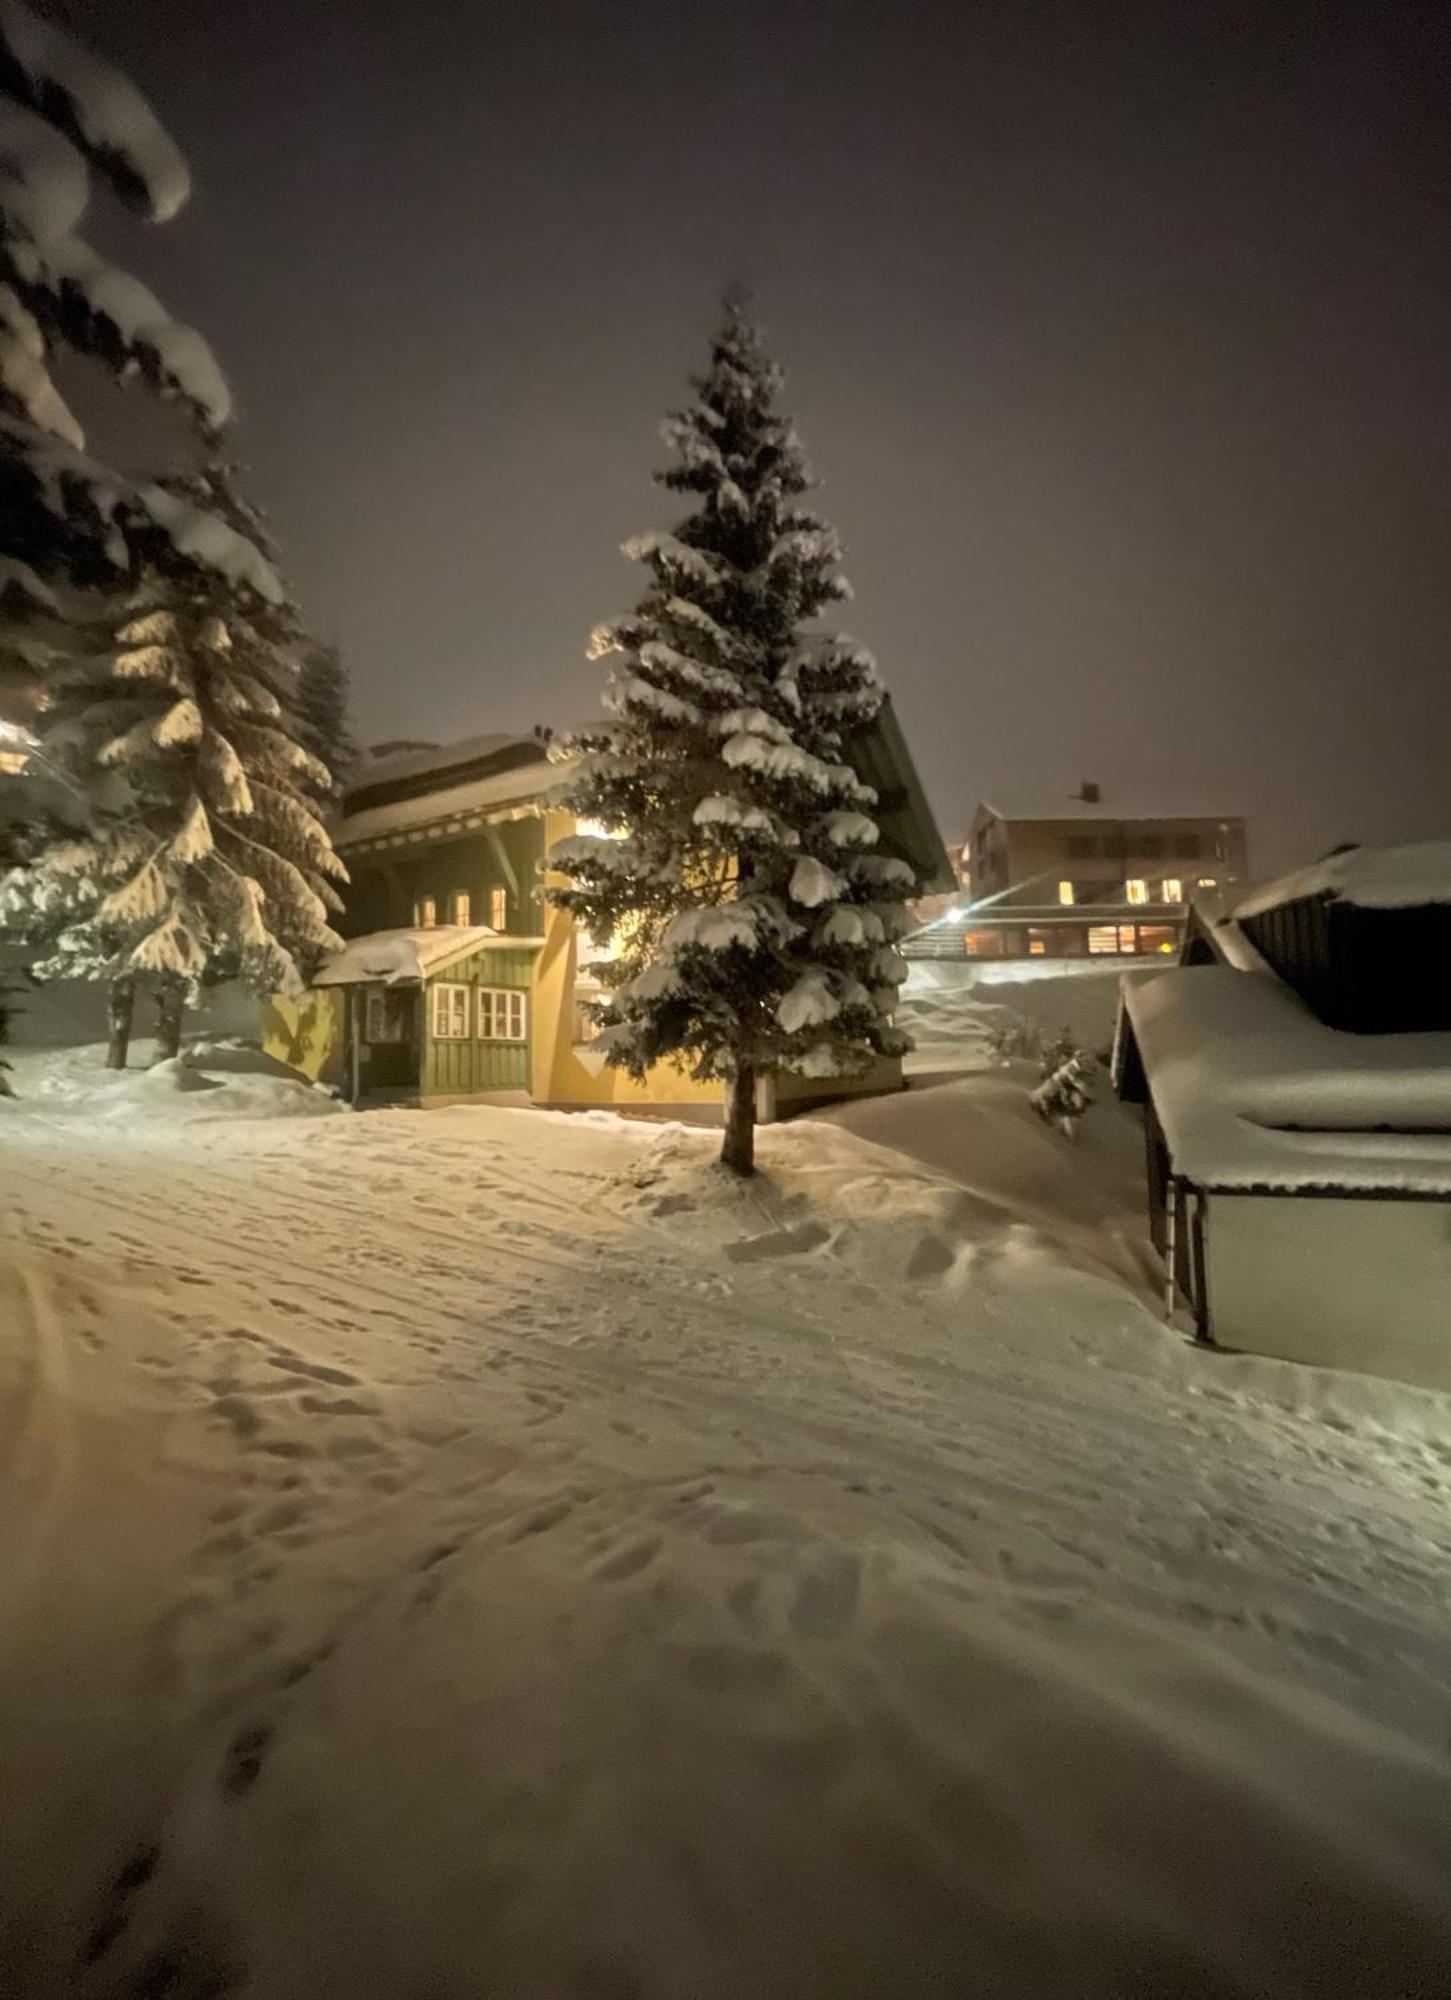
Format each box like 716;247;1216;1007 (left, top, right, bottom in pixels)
908;786;1249;961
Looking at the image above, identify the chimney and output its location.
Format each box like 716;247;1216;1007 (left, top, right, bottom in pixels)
1076;780;1101;805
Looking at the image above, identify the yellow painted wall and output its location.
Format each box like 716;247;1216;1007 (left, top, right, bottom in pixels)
533;807;722;1113
263;987;345;1085
531;807;902;1116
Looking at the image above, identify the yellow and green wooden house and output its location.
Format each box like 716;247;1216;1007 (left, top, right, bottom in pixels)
266;712;952;1117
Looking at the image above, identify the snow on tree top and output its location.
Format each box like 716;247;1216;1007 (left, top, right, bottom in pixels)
0;1;191;223
134;483;282;602
36;235;231;426
0;95;88;242
1232;841;1451;919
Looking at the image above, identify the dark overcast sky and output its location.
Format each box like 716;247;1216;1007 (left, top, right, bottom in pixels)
65;0;1451;872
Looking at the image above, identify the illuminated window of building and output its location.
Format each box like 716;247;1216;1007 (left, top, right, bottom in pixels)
964;929;1004;958
430;982;470;1039
1088;926;1120;955
452;891;471;926
478;987;527;1041
1136;925;1178;956
1057;880;1075;906
1161;877;1183;903
1028;930;1048;956
489;885;508;931
1118;924;1137;952
1196;876;1218;890
414;895;437;928
1125;879;1148;905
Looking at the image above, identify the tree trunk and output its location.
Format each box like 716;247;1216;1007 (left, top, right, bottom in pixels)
154;978;186;1062
106;973;136;1070
720;1065;756;1176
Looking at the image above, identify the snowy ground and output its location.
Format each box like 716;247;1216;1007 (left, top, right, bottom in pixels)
1;973;1450;1996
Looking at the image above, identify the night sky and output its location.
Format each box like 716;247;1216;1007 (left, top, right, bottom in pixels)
66;0;1451;872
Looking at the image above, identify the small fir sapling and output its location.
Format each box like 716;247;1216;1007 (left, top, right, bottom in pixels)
1031;1049;1096;1137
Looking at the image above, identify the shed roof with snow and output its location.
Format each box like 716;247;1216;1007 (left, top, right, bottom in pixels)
1118;965;1451;1196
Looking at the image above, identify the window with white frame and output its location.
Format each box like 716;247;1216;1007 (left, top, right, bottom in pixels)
452;891;471;926
478;987;527;1041
489;885;508;931
431;983;470;1039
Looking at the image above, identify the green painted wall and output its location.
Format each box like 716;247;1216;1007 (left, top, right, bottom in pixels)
341;818;547;939
421;945;537;1098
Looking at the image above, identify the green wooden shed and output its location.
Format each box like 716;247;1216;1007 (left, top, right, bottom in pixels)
313;925;541;1105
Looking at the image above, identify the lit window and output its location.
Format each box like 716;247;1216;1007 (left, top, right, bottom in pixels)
1057;880;1075;906
1125;879;1148;905
1088;925;1121;955
415;895;437;928
1196;876;1218;890
364;988;410;1043
478;987;528;1041
431;983;470;1039
490;885;508;931
452;891;471;926
1118;924;1138;953
1027;931;1048;956
1137;925;1179;956
1161;878;1183;903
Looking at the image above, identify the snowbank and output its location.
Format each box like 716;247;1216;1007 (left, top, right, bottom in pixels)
1;1040;338;1120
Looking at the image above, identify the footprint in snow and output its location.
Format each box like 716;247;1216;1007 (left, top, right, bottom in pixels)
724;1219;832;1263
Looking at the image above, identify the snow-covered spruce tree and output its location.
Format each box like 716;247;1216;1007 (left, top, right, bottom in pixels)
0;568;346;1064
550;298;915;1174
0;3;272;606
293;643;357;807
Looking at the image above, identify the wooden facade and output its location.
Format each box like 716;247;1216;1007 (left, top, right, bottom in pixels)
270;716;953;1117
1238;894;1451;1034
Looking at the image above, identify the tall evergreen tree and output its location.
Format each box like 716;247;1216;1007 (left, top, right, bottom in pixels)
551;299;914;1173
0;569;347;1065
293;643;357;806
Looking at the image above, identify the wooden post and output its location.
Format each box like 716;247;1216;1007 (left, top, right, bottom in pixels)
349;989;361;1105
720;1064;756;1176
1164;1178;1178;1322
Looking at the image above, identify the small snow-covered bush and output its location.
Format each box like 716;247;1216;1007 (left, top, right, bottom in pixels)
1031;1051;1096;1138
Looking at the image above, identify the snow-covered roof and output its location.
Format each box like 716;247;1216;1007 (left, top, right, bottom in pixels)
980;798;1242;826
351;733;538;791
1123;966;1451;1195
1232;842;1451;920
313;927;541;988
335;755;573;850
